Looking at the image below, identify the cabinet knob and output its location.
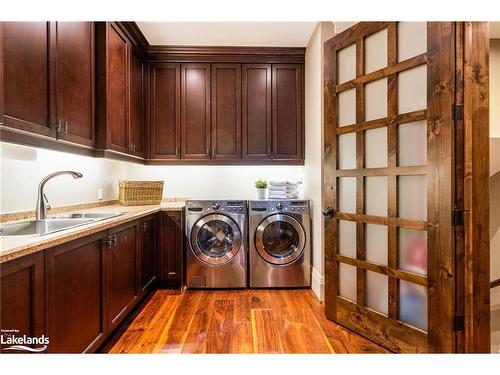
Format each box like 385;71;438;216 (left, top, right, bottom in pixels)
63;121;69;134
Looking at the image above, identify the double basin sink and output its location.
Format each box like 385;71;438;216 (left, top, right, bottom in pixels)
0;212;124;237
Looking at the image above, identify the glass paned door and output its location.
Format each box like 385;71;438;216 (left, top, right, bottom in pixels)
323;22;457;353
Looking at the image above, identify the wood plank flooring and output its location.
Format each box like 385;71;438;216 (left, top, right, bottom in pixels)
104;289;389;354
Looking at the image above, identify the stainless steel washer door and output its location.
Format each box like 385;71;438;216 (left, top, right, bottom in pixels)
191;214;242;265
255;214;306;265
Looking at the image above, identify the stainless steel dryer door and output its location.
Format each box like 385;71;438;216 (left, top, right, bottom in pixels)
191;214;242;265
255;214;306;265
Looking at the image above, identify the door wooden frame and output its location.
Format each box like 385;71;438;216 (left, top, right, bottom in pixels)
323;22;490;353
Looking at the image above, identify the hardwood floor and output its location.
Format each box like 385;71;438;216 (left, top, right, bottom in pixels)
103;289;389;354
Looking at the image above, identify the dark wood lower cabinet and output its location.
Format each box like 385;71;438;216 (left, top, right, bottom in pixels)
0;210;184;353
159;210;184;288
106;221;140;331
0;252;45;353
45;232;106;353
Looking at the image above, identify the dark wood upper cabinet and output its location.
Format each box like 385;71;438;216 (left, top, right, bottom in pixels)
129;47;145;158
0;252;45;353
150;63;181;160
103;23;129;154
272;64;303;160
242;64;272;160
45;232;106;353
140;216;157;294
181;63;211;160
2;22;53;136
55;22;95;147
211;64;241;160
106;221;140;331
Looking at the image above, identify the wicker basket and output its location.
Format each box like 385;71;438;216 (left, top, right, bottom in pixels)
118;180;164;206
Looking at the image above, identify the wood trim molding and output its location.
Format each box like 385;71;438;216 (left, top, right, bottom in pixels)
491;279;500;289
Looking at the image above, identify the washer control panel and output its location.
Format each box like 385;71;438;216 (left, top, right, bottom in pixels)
249;200;310;214
186;200;246;214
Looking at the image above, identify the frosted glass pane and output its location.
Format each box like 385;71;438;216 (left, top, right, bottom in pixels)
399;228;427;275
338;220;357;257
365;176;388;217
338;133;357;170
366;271;388;315
365;78;387;121
337;43;356;84
399;280;428;331
338;88;356;127
338;263;357;302
365;28;388;73
398;22;427;62
398;175;427;221
398;65;427;114
365;127;388;168
366;224;388;266
398;120;427;166
338;177;356;214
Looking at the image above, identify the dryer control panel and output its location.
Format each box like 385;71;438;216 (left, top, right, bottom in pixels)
186;200;246;214
249;200;310;214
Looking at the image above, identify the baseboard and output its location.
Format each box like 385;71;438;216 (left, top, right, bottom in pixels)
311;267;325;301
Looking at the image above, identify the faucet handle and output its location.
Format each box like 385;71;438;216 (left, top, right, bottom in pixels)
43;193;51;211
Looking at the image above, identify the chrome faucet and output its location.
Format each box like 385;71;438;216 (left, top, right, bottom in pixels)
35;171;83;220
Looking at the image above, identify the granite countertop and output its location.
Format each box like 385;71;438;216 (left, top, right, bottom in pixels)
0;201;185;264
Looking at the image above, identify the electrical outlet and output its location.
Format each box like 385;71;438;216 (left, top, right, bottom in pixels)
97;188;103;201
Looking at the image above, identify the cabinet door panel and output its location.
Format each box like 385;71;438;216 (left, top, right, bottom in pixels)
0;252;45;353
140;217;157;293
107;23;129;153
129;47;144;157
107;223;139;330
2;22;53;135
150;64;181;160
242;64;272;159
211;64;241;159
181;63;210;159
272;64;303;160
46;233;105;353
161;211;183;287
56;22;94;147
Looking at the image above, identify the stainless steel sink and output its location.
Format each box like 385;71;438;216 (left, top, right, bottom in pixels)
50;212;123;220
0;212;124;237
0;218;95;237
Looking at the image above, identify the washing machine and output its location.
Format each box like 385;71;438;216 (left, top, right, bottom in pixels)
249;200;311;288
185;200;247;288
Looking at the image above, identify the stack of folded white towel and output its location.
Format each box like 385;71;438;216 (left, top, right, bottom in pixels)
268;181;299;199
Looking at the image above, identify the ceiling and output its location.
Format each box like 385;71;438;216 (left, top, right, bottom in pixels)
136;22;318;47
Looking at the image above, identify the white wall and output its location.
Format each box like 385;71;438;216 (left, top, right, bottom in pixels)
126;163;303;200
304;22;334;300
490;39;500;138
0;142;127;213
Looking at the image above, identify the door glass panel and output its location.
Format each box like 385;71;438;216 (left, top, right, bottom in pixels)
398;22;427;62
365;176;388;217
337;43;356;84
365;78;387;121
399;280;428;331
262;221;300;258
366;271;389;315
338;89;356;127
399;228;427;275
338;177;357;213
365;127;388;168
398;120;427;166
338;220;357;257
338;263;357;302
366;224;388;265
197;220;234;258
338;133;357;170
365;28;388;73
398;65;427;114
398;175;427;221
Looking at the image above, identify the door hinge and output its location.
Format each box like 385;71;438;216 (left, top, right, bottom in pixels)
453;314;465;332
452;208;463;227
453;104;464;121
